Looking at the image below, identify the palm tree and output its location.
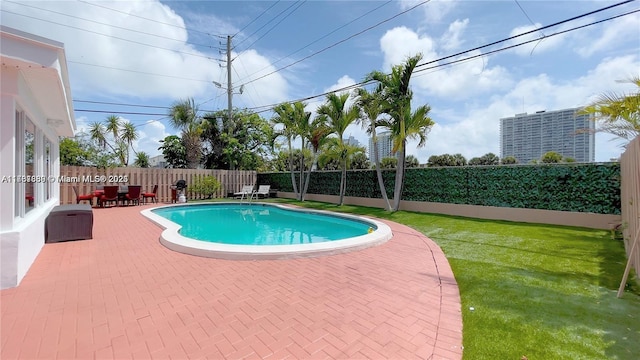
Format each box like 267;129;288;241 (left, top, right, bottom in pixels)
121;122;138;166
366;53;428;211
134;151;150;168
168;98;202;169
316;92;360;206
579;76;640;141
301;115;330;201
271;102;300;198
88;115;138;166
292;102;312;200
354;85;392;211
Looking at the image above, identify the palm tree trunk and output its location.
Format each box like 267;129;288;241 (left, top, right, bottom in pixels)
298;140;305;201
392;142;406;211
371;130;392;211
339;163;346;206
287;139;299;197
301;152;318;202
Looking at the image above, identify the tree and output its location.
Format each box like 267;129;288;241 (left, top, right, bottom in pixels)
501;156;518;164
301;116;330;201
367;54;434;211
579;76;640;142
60;136;119;167
272;102;302;199
541;151;563;163
354;86;392;211
158;135;186;168
316;92;361;206
134;152;150;168
405;155;420;168
350;152;371;170
469;152;500;166
87;115;139;166
427;153;465;167
168;98;202;169
379;157;397;169
60;137;91;166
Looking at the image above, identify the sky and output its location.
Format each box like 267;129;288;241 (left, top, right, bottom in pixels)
2;0;639;163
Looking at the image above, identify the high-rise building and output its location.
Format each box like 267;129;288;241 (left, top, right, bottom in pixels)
343;135;361;148
368;131;394;160
500;108;595;163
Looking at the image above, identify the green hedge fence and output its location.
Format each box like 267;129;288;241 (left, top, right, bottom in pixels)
257;163;621;215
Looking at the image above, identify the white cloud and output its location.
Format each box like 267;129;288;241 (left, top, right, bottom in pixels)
1;0;289;104
506;22;567;57
136;120;170;157
409;54;639;163
380;26;512;100
575;12;640;58
440;18;468;51
399;0;459;24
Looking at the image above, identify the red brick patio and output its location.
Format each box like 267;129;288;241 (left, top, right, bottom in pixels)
1;203;462;359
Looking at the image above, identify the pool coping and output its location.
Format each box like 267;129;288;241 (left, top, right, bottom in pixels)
141;202;393;260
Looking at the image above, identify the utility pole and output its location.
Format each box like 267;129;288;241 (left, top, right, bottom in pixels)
226;35;235;170
226;35;233;136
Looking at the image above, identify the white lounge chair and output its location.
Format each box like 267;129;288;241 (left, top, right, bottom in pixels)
250;185;271;201
234;185;254;201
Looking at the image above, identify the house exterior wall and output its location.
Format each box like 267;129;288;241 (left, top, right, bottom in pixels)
1;27;73;289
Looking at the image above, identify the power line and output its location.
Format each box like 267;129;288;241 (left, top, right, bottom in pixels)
77;0;225;39
0;9;217;61
233;1;303;49
68;61;217;83
238;0;431;87
233;0;281;38
71;1;636;120
243;4;638;114
75;109;167;116
414;0;635;70
415;9;640;75
5;0;216;49
233;1;306;60
236;0;392;84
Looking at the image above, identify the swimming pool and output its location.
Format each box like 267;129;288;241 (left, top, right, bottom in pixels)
141;203;392;259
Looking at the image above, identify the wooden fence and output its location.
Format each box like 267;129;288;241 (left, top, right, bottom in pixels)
620;136;640;286
59;166;256;205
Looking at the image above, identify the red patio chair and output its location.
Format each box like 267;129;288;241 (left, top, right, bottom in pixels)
142;185;158;204
100;186;119;208
124;185;142;206
73;185;93;206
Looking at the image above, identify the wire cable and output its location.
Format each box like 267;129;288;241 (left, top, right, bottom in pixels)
4;0;216;49
77;0;224;39
235;0;392;83
233;0;281;38
243;5;638;113
233;1;306;59
233;1;303;49
238;0;431;87
1;9;218;61
68;61;217;82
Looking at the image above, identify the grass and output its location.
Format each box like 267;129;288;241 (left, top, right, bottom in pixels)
256;198;640;359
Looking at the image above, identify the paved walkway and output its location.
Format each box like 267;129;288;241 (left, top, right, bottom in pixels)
1;203;462;359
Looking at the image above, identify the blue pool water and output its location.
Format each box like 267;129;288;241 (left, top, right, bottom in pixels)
151;203;374;245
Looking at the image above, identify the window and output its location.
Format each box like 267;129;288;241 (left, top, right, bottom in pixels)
25;117;35;213
45;137;51;201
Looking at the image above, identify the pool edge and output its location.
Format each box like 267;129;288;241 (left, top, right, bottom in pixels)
140;202;393;260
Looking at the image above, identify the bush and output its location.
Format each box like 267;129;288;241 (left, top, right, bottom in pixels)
190;175;221;199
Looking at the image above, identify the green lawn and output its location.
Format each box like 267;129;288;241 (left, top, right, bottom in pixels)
262;198;640;359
